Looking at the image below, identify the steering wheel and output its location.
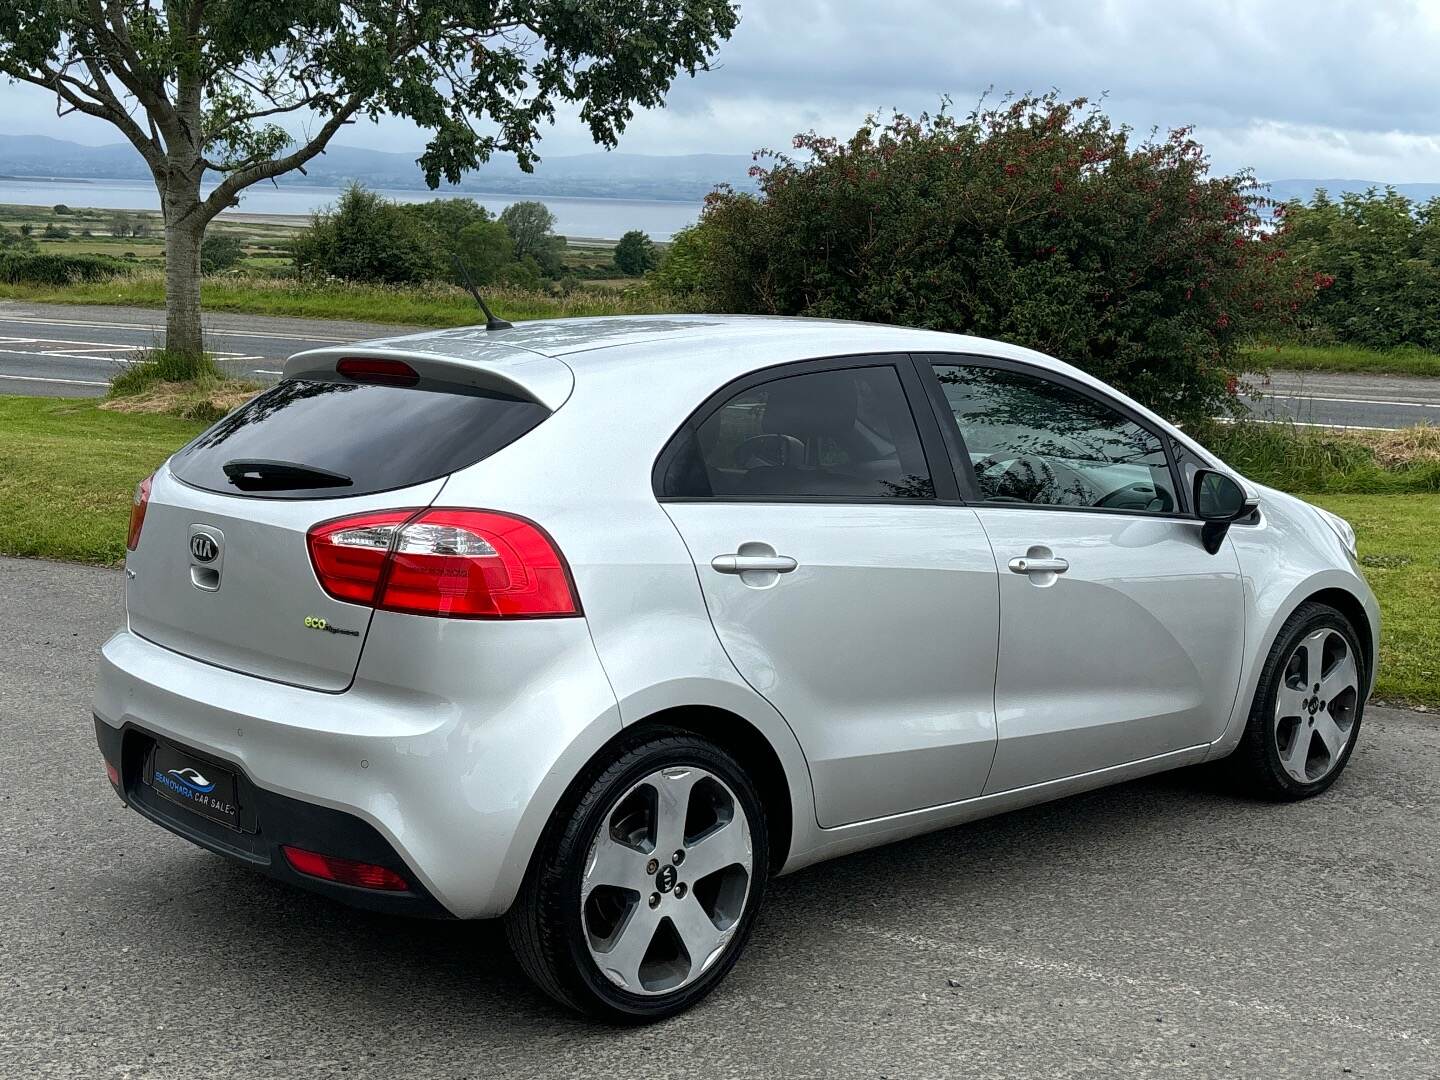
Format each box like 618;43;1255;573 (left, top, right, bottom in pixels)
1096;481;1174;513
974;453;1058;503
731;433;806;470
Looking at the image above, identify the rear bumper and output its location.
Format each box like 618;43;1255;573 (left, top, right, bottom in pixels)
92;620;623;918
95;717;449;917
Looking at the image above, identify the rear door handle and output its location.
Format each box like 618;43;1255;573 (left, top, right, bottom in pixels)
711;554;799;574
1007;556;1069;575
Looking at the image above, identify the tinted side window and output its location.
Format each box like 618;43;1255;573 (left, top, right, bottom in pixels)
932;363;1177;514
170;380;549;499
662;366;934;500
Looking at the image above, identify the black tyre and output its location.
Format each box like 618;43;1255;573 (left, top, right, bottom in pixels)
1228;602;1366;800
505;728;769;1022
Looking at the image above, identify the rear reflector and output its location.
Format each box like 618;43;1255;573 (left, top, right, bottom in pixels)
126;473;153;551
104;760;120;787
336;357;419;386
281;845;409;891
307;508;580;618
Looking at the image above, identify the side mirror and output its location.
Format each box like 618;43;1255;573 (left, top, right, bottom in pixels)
1193;469;1255;554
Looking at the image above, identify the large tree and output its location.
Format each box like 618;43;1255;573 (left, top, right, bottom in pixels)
0;1;739;360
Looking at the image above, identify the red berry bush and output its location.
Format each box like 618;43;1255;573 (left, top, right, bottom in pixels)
685;93;1319;425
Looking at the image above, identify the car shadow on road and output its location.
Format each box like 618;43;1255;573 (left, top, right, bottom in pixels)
142;761;1273;1034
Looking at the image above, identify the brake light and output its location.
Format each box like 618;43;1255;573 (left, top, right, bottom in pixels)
126;473;153;551
336;357;419;386
307;508;579;618
281;845;409;891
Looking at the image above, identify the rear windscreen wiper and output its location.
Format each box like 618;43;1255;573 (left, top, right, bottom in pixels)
222;458;353;491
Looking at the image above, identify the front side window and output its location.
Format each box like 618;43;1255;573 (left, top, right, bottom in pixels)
931;362;1177;514
661;365;934;499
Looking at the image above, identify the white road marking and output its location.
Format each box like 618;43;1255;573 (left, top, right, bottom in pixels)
1266;392;1440;409
0;372;109;387
1238;417;1398;432
0;313;348;343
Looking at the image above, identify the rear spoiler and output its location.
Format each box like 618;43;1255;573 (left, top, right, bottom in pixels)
283;342;574;410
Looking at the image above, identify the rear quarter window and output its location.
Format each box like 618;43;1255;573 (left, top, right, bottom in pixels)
169;379;549;499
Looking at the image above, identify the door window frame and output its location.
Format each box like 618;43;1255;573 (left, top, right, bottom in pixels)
652;352;962;504
909;352;1194;520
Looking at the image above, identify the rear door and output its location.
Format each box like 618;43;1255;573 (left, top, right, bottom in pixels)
657;357;1001;828
126;374;549;691
918;356;1246;792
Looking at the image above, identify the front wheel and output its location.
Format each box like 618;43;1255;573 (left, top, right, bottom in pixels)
1228;602;1366;799
505;729;768;1021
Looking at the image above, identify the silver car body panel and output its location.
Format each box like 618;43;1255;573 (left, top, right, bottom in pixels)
94;315;1379;917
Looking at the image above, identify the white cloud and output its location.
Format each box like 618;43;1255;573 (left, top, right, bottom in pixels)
3;0;1440;179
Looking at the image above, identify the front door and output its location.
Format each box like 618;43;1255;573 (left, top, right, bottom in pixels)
919;356;1246;792
656;358;1000;827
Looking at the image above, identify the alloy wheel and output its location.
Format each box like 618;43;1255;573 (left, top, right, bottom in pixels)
580;766;753;996
1273;627;1360;784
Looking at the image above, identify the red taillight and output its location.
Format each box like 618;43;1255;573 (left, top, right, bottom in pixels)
281;845;409;891
104;760;120;787
307;508;579;619
336;357;419;386
126;473;153;551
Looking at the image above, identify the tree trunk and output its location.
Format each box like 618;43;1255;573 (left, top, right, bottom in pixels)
161;184;206;363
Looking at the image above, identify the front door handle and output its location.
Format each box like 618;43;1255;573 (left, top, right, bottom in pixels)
1007;555;1069;575
711;554;799;574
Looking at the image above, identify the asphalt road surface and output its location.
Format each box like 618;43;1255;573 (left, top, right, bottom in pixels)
3;300;1439;430
2;554;1437;1078
0;301;409;396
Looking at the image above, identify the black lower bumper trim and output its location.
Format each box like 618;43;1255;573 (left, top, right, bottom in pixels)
95;716;452;918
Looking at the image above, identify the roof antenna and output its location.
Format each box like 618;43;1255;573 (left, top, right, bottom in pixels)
451;255;512;331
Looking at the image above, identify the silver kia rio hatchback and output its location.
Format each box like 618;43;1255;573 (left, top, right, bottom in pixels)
94;315;1378;1020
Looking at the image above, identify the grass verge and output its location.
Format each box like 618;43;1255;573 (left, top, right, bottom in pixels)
1201;420;1440;494
0;397;203;563
0;270;679;325
1310;494;1439;708
104;349;261;423
1243;341;1440;377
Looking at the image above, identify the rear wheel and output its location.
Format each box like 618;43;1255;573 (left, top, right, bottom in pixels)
505;730;768;1021
1229;602;1366;799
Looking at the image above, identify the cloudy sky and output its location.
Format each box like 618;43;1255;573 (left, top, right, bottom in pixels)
5;0;1440;181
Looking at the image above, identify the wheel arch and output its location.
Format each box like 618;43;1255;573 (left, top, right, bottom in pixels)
1304;586;1375;692
622;705;795;876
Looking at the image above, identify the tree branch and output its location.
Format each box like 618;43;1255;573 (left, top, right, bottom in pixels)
194;94;364;224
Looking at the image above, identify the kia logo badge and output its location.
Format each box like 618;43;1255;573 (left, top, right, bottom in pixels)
190;534;218;563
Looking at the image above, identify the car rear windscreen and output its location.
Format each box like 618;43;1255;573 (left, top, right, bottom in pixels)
169;379;550;499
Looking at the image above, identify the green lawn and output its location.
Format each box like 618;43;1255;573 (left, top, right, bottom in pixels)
1243;342;1440;377
1;394;1433;707
1310;493;1439;707
0;397;203;563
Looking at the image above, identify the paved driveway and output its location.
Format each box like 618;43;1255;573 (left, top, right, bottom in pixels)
2;555;1436;1078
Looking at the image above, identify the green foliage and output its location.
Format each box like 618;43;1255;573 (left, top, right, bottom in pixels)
0;252;120;285
52;203;71;214
1277;189;1440;350
291;185;443;285
500;201;566;275
650;224;710;294
42;222;71;239
687;94;1318;425
455;220;515;285
0;224;37;253
614;229;659;275
200;234;245;273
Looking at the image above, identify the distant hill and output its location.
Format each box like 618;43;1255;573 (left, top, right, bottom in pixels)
1261;178;1440;205
0;133;756;202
